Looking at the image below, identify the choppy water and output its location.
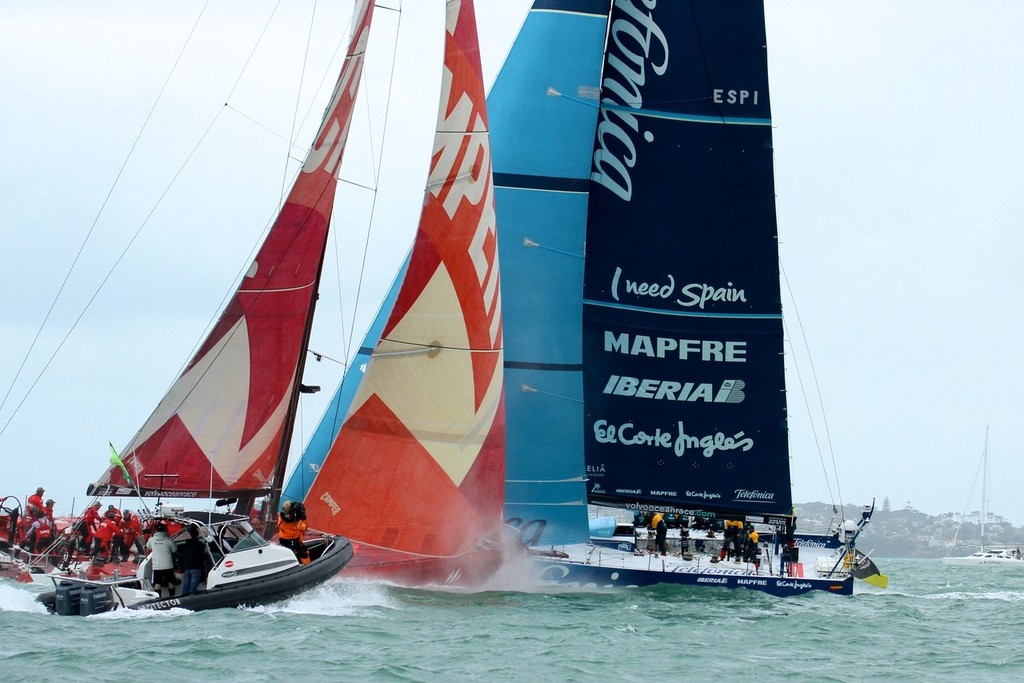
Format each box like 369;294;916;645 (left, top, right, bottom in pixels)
2;559;1022;681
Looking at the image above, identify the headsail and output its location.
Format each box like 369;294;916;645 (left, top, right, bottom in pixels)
90;1;376;501
489;1;612;545
301;0;505;566
581;1;791;517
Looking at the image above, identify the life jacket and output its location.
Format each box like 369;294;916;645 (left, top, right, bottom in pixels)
35;519;53;540
83;507;102;533
277;516;307;541
93;519;118;544
27;494;44;514
121;516;142;544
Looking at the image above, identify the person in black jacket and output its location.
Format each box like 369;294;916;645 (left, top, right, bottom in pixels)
179;525;207;596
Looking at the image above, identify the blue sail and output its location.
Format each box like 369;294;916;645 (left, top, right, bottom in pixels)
281;257;410;506
580;1;792;517
489;0;612;544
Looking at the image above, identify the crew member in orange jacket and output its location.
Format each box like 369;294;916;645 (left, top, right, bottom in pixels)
277;501;309;564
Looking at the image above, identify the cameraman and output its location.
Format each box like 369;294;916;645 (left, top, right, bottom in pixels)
277;501;310;564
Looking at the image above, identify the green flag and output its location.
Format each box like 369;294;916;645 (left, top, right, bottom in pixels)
109;442;132;484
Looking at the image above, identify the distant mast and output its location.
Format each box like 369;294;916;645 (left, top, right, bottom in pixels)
981;425;989;547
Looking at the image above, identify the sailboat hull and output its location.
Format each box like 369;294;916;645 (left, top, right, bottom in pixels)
530;544;853;597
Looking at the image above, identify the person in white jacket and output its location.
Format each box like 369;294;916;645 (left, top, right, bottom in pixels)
146;523;175;598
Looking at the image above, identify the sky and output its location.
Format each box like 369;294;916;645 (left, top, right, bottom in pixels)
1;1;1022;525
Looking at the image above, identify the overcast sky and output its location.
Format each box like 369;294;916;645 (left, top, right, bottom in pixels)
2;2;1022;526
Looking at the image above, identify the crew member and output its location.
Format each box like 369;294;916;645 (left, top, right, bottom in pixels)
24;509;54;554
179;525;207;596
91;510;120;557
27;487;45;516
651;511;668;556
82;501;103;535
121;510;145;558
74;501;103;555
277;501;309;564
743;524;761;570
146;523;176;598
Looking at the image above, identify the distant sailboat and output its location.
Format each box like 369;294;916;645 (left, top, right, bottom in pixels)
944;427;1024;567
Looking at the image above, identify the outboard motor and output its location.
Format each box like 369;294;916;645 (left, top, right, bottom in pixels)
54;580;83;616
79;583;115;616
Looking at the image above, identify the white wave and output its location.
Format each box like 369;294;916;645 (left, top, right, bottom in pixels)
243;578;399;616
0;581;48;613
921;590;1024;602
86;605;194;620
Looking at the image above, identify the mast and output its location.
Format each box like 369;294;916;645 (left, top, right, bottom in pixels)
262;234;329;522
981;425;989;548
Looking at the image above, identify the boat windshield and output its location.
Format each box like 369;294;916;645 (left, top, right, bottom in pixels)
221;523;270;553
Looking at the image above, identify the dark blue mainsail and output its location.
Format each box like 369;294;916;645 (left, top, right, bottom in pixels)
580;1;791;517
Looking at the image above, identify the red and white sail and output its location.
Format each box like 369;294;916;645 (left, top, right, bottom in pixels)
91;1;376;500
302;0;505;581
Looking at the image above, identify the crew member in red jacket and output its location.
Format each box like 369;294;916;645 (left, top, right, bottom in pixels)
120;510;145;559
26;487;45;515
24;509;54;554
82;501;103;535
91;511;120;558
76;501;103;553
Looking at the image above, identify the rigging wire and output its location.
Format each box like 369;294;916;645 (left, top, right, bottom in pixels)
0;0;214;438
111;5;366;482
297;2;406;498
0;1;351;457
281;0;320;459
780;260;845;517
283;1;319;201
343;1;405;361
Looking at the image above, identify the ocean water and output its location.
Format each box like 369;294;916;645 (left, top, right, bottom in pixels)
1;559;1021;681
